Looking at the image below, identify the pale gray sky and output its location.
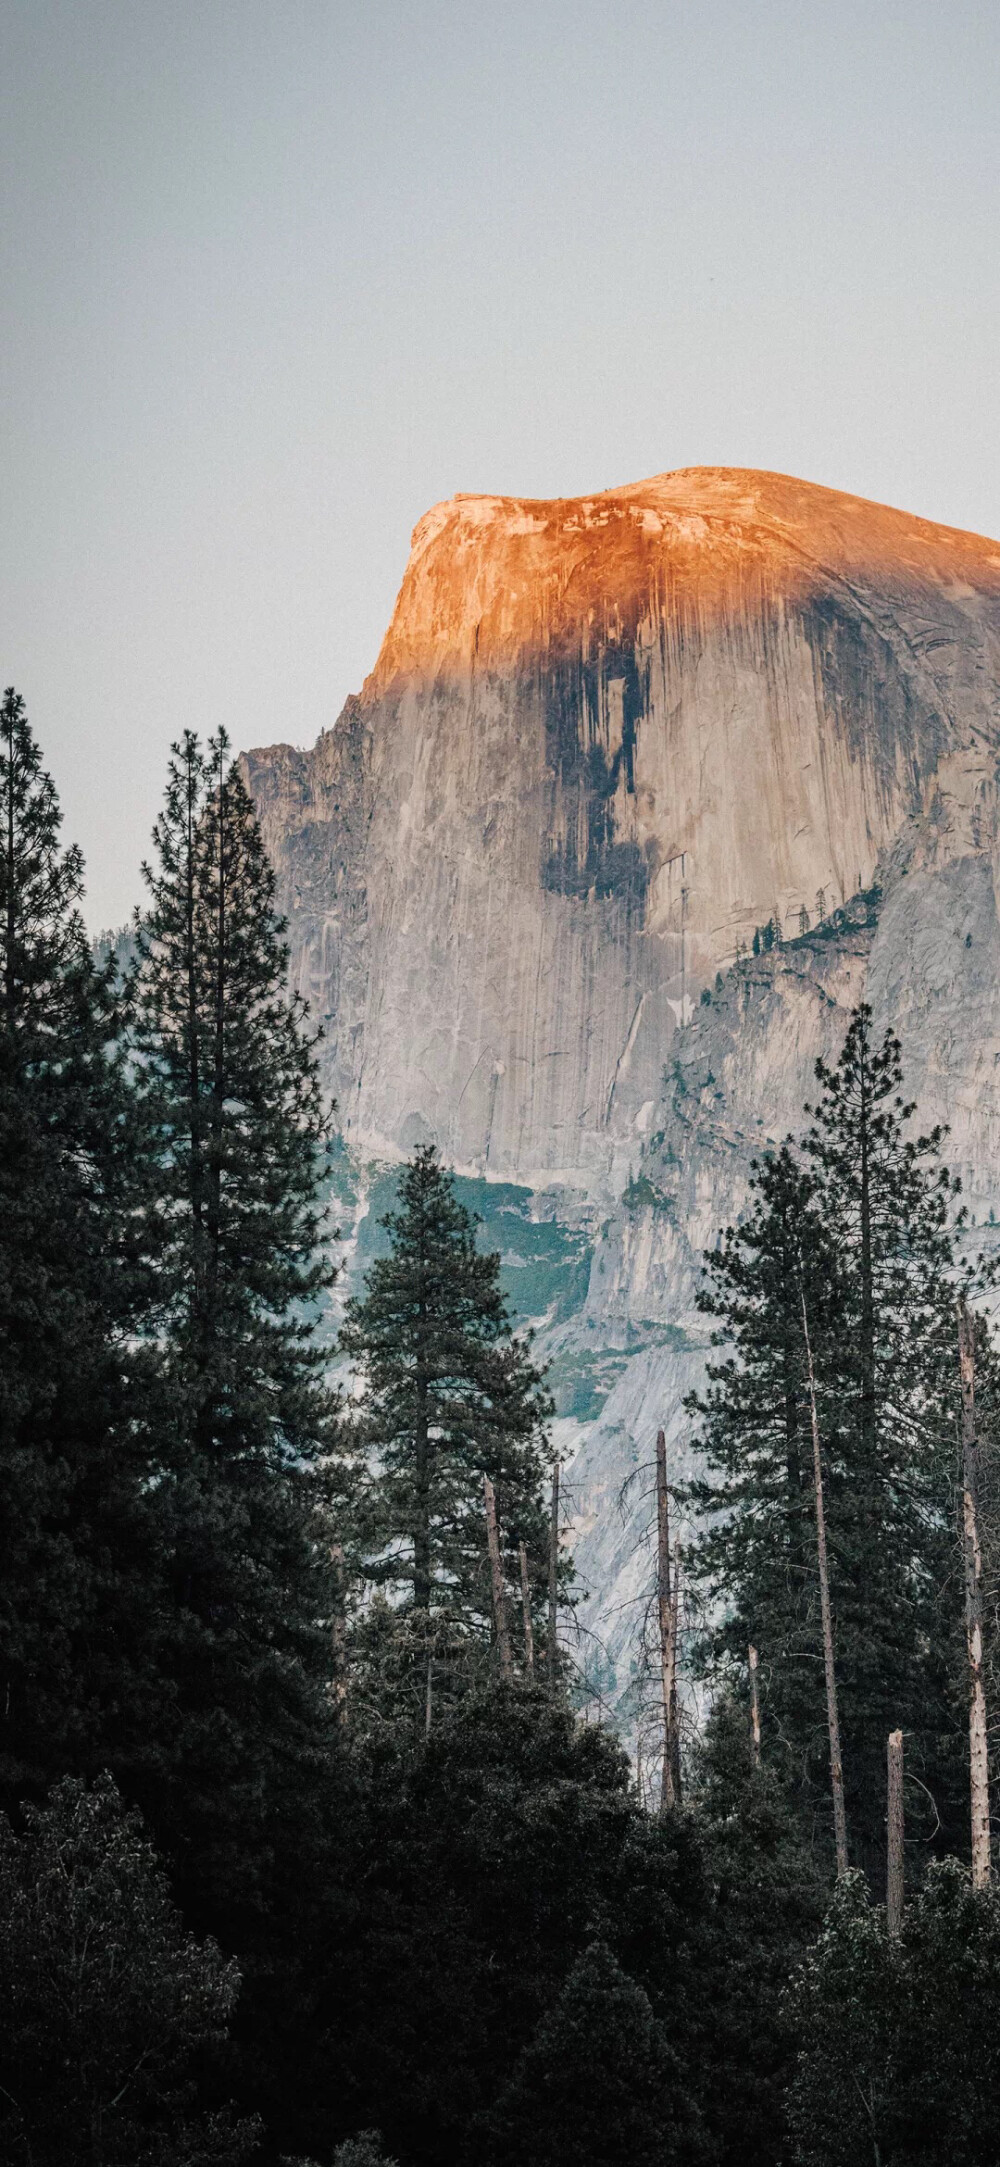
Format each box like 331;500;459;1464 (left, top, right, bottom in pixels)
2;0;998;928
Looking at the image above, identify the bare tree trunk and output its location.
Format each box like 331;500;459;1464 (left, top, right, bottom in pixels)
887;1729;904;1937
670;1533;682;1803
959;1296;991;1890
800;1283;849;1877
483;1474;513;1680
330;1540;348;1726
748;1643;761;1766
656;1428;677;1812
425;1640;433;1737
547;1462;560;1694
518;1541;535;1675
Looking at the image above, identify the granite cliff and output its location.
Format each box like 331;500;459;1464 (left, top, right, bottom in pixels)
243;468;1000;1709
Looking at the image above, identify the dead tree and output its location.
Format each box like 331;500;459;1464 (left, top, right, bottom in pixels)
519;1540;535;1675
547;1462;560;1694
958;1296;992;1889
483;1473;513;1680
670;1533;682;1802
748;1643;761;1766
799;1281;849;1877
656;1428;678;1811
887;1729;904;1937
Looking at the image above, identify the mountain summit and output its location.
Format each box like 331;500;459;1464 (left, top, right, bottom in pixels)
246;467;1000;1181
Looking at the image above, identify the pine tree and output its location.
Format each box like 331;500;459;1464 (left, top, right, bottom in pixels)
127;728;347;1932
802;1007;963;1870
483;1940;707;2167
685;1145;841;1836
340;1147;556;1717
0;689;151;1802
688;1014;966;1876
693;1695;824;2166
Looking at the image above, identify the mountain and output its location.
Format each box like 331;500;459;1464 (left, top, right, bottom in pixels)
243;467;1000;1712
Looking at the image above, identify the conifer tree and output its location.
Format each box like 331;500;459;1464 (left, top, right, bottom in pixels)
693;1695;824;2166
685;1146;841;1831
802;1008;963;1867
0;688;150;1801
688;1013;965;1874
484;1940;707;2167
128;728;346;1928
339;1147;555;1715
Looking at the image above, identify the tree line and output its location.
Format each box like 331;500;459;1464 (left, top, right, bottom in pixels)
2;682;1000;2166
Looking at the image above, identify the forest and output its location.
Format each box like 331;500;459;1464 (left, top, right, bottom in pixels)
3;681;1000;2167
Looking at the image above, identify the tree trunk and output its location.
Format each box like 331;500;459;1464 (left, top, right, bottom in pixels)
748;1643;761;1766
330;1540;348;1726
886;1729;904;1937
800;1282;849;1877
547;1462;560;1693
483;1474;513;1680
670;1532;682;1803
858;1021;876;1467
958;1296;991;1890
656;1428;677;1812
518;1541;534;1675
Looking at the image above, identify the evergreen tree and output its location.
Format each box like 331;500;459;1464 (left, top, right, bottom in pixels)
340;1148;556;1717
802;1008;963;1868
299;1687;715;2167
685;1145;841;1839
0;1773;255;2167
694;1695;824;2166
127;727;347;1944
483;1941;707;2167
0;689;152;1802
688;1013;965;1875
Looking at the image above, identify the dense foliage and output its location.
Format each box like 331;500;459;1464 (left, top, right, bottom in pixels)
687;1011;967;1877
340;1145;557;1725
2;687;999;2167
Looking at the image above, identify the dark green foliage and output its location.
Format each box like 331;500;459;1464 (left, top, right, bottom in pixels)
0;1773;256;2167
801;1007;963;1869
788;1858;1000;2166
297;1688;715;2167
332;2138;399;2167
0;689;154;1801
131;728;337;1438
484;1940;706;2167
340;1148;556;1716
685;1145;841;1844
688;1010;965;1875
122;730;353;2131
694;1696;824;2166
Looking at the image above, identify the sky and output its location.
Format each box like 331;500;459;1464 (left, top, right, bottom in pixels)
2;0;999;930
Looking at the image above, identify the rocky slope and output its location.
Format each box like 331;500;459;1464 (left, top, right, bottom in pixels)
243;467;1000;1715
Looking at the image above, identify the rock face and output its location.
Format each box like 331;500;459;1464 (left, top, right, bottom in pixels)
243;467;1000;1701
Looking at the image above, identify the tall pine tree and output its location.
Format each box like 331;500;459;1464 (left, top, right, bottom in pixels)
340;1147;556;1721
0;688;151;1804
802;1008;963;1869
688;1012;964;1876
685;1145;843;1841
128;727;347;1933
